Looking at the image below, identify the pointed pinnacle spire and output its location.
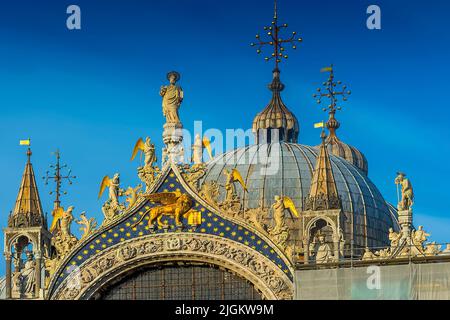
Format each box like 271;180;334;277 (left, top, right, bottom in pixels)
9;147;45;228
304;130;341;211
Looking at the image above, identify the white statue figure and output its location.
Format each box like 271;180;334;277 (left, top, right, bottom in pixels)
98;173;121;207
192;134;203;164
315;234;333;264
412;225;430;248
160;71;183;124
395;172;414;211
21;252;36;294
388;228;401;251
143;137;157;167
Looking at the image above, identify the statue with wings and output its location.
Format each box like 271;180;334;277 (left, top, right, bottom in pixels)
98;173;122;207
223;168;248;202
131;137;157;168
131;191;198;229
270;195;299;233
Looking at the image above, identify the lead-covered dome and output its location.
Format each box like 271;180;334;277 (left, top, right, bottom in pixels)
200;142;398;248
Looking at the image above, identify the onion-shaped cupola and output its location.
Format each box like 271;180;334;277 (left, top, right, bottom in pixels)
250;0;302;144
252;68;299;143
313;66;368;175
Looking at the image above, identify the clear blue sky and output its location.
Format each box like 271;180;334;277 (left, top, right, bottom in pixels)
1;0;450;275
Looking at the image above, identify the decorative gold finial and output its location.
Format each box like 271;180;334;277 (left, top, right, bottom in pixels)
250;0;302;69
313;66;351;137
43;150;76;210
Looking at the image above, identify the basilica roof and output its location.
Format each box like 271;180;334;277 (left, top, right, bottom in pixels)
200;142;399;248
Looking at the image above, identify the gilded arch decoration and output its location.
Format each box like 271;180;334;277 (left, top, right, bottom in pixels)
49;233;293;300
47;163;294;300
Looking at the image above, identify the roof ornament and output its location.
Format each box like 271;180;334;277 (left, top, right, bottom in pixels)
43;150;76;211
251;0;303;70
250;0;302;143
313;65;351;138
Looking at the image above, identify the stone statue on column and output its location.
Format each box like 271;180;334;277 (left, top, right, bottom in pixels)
395;172;414;211
160;71;185;164
160;71;183;125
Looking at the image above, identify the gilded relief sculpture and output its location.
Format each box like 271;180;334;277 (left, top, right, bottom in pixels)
268;196;299;252
219;168;248;216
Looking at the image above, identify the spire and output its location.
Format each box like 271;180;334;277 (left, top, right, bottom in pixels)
8;148;45;228
250;0;303;144
313;66;368;174
304;130;340;211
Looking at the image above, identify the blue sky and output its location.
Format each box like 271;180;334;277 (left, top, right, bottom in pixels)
1;0;450;274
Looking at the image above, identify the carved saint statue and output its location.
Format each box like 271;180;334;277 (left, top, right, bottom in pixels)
412;225;430;250
395;172;414;211
388;227;401;251
223;169;237;203
315;234;333;264
21;252;36;294
160;71;183;124
271;196;286;234
143;137;157;167
192;134;203;164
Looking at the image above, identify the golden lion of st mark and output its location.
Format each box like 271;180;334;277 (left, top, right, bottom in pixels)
132;191;201;229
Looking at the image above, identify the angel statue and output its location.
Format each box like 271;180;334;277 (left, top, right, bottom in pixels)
98;173;121;207
268;196;299;250
131;137;157;168
395;172;414;211
160;71;183;125
223;168;248;202
49;206;78;258
98;173;124;222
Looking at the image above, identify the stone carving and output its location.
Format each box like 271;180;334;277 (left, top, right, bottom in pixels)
138;165;160;191
124;184;143;208
76;212;97;240
200;181;220;207
218;169;248;217
395;172;414;211
424;242;441;256
268;196;290;252
314;234;334;264
12;251;36;297
160;71;183;125
50;234;293;300
52;206;79;259
388;227;401;253
362;247;377;261
245;207;269;234
411;226;430;255
180;163;207;190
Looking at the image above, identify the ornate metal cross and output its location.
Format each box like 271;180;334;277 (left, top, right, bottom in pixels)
43;150;76;209
313;65;352;114
250;0;302;69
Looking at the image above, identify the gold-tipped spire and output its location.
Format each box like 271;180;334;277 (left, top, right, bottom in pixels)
304;130;340;211
8;147;45;228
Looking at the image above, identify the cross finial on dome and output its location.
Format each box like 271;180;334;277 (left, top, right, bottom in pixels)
250;0;303;70
313;65;351;138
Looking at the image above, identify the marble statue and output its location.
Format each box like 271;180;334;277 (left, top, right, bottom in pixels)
131;137;157;168
160;71;183;124
395;172;414;211
21;252;36;294
388;228;401;251
315;234;333;264
192;134;203;164
412;226;430;253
